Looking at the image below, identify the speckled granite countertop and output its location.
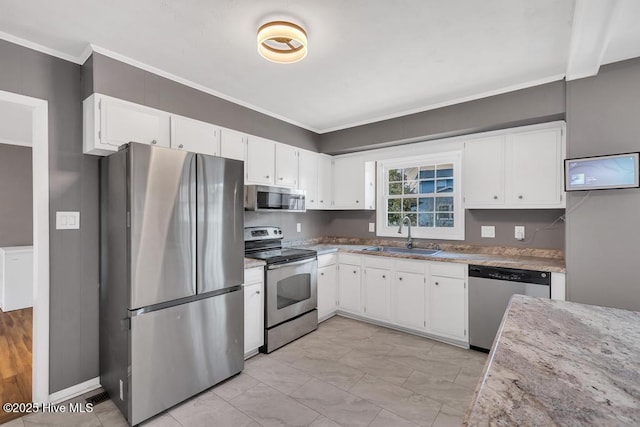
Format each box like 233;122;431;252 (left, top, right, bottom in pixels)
286;238;565;273
244;258;265;268
464;295;640;426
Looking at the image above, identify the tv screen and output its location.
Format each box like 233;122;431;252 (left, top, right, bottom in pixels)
565;152;639;191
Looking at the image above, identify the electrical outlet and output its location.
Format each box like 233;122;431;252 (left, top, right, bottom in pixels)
515;226;525;241
369;223;375;232
296;223;301;233
481;226;495;238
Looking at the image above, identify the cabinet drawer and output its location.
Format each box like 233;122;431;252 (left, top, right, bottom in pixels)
338;253;361;266
244;267;264;285
318;253;337;268
395;259;425;274
362;255;394;270
429;262;466;279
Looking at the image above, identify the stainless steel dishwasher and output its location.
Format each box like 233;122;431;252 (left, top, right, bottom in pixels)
468;265;551;352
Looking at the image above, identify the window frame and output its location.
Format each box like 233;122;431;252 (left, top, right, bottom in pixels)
376;151;465;240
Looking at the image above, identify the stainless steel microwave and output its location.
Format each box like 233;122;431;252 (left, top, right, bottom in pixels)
244;185;306;212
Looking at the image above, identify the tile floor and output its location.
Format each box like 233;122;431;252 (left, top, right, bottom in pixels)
5;316;487;427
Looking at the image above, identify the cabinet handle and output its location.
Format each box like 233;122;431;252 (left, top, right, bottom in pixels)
320;200;324;203
493;195;498;200
320;272;324;276
178;144;184;149
310;200;314;203
353;270;357;274
256;290;261;294
382;275;386;279
399;277;403;281
266;175;270;179
279;177;284;180
435;281;439;286
518;195;523;199
151;140;157;145
355;200;359;203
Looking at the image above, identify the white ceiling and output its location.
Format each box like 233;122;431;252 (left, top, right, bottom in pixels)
0;100;32;147
0;0;638;133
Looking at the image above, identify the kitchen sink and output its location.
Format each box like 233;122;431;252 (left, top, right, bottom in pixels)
364;246;441;256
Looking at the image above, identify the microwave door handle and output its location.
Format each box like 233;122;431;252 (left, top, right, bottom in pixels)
267;258;316;270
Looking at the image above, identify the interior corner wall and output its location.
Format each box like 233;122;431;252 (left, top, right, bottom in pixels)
0;39;100;393
565;57;640;311
0;144;33;246
318;80;566;154
86;53;320;152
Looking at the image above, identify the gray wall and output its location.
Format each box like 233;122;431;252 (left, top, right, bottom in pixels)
566;58;640;311
0;39;100;393
245;211;330;241
0;144;33;246
322;209;565;249
318;81;566;154
85;53;320;152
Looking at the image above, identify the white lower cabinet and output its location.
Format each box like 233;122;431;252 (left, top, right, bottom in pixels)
317;258;338;321
244;267;264;358
430;276;466;340
363;267;392;321
337;263;362;314
393;271;427;330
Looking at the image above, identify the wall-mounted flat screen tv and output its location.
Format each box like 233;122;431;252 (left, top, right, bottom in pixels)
565;152;639;191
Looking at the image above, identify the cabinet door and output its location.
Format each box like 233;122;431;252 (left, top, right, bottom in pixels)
170;116;220;156
244;281;264;356
463;136;505;206
363;267;391;321
220;128;246;161
317;265;337;321
333;156;365;209
508;128;562;206
246;136;276;185
299;150;319;209
101;96;170;148
430;276;466;340
393;272;426;330
338;264;361;313
275;143;299;188
317;154;333;209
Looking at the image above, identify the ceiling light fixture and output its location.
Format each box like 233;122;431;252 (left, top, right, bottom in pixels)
257;21;307;64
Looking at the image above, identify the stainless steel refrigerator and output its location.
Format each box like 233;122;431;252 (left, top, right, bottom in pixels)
100;143;244;426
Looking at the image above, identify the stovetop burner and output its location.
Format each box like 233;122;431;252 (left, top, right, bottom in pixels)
244;226;316;265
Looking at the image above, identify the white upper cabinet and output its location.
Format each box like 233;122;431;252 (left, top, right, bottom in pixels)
275;143;299;188
463;135;505;207
246;135;276;185
332;155;376;210
299;150;319;209
220;128;246;161
463;123;565;209
170;115;220;156
317;154;333;210
507;128;563;206
84;93;171;155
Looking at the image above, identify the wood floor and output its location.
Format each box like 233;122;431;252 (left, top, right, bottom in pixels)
0;307;32;424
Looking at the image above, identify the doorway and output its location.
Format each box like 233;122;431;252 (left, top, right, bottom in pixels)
0;91;49;423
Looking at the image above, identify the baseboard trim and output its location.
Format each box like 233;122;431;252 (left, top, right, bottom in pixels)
49;377;101;404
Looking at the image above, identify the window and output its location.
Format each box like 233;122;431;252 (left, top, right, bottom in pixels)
377;152;464;240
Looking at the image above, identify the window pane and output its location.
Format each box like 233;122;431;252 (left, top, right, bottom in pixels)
419;180;435;194
387;199;401;212
403;167;419;181
418;213;434;227
404;180;418;194
436;165;454;178
419;166;435;179
418;197;434;212
387;213;401;226
388;169;402;182
402;198;417;212
435;197;454;211
436;213;454;227
436;179;454;193
389;183;402;195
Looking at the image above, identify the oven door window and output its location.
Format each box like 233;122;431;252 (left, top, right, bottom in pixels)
277;273;311;309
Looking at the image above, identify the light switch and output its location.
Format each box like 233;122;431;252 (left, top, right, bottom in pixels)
481;226;495;238
515;226;525;241
296;223;301;233
56;211;80;230
369;223;375;232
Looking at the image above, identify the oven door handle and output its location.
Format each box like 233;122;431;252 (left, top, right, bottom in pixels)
267;258;317;270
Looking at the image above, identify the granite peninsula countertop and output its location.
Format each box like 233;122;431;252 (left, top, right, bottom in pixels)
286;238;565;273
464;295;640;426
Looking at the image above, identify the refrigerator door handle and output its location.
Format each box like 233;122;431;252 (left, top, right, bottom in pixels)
190;155;197;296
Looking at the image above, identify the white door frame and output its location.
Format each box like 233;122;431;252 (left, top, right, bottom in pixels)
0;89;50;403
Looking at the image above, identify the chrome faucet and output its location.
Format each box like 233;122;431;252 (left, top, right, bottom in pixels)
398;216;413;249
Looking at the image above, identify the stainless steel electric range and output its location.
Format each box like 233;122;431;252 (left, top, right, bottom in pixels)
244;226;318;353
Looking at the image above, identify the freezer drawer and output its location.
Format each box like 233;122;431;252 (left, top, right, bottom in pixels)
130;290;244;425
